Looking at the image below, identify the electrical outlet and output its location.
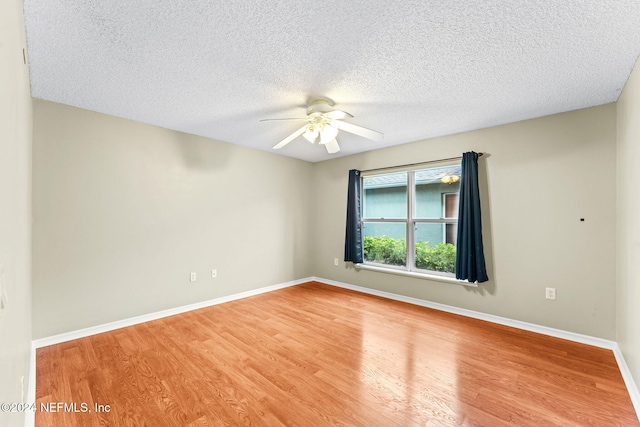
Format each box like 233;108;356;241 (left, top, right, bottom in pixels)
190;272;197;282
545;287;556;300
334;258;339;266
212;269;217;278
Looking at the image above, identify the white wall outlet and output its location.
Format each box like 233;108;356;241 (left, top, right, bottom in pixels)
334;258;339;266
190;272;197;282
212;269;217;278
545;287;556;300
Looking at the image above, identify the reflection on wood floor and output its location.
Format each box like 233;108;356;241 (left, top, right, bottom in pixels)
36;281;638;426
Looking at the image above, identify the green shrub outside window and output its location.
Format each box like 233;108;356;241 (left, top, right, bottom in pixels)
363;236;456;273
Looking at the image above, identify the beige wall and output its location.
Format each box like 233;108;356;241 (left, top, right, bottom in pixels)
0;0;33;425
32;101;618;341
31;102;620;343
312;104;617;340
617;55;640;384
32;100;313;339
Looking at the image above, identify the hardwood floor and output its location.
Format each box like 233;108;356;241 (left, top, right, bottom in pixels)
36;281;638;426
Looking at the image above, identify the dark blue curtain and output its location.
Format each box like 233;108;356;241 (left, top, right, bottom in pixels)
456;152;489;283
344;169;363;263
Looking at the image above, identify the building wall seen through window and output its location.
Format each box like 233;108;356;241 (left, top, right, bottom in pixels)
364;182;460;244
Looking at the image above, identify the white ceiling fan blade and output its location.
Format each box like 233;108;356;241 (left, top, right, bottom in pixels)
325;139;340;153
260;118;307;122
324;109;353;120
332;120;384;141
273;126;307;149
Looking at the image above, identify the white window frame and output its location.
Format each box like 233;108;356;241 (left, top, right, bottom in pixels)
442;192;459;244
361;168;459;279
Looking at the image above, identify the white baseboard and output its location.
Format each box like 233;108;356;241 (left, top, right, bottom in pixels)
24;342;35;427
312;276;616;349
613;343;640;418
33;277;311;349
312;276;640;420
30;275;640;422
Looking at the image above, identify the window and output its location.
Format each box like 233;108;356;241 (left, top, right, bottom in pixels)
443;193;459;245
362;163;461;276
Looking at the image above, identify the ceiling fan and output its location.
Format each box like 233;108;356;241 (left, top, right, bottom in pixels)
261;99;384;153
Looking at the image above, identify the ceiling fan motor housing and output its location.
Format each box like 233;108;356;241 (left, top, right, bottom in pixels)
306;99;334;115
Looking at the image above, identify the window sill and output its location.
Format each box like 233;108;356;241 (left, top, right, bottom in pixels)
354;263;479;288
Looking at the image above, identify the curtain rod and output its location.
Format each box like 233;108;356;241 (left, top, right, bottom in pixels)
360;152;483;174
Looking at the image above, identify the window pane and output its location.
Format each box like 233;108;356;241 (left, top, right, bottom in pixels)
415;165;461;218
363;172;407;219
444;193;459;218
363;222;406;267
415;223;456;273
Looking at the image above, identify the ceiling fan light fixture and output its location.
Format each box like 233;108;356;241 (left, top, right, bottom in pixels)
441;175;460;184
319;123;339;145
263;98;383;153
303;125;319;143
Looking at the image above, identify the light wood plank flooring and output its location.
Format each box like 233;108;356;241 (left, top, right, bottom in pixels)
36;281;638;426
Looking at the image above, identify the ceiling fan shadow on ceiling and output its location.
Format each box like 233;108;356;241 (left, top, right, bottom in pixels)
260;99;383;154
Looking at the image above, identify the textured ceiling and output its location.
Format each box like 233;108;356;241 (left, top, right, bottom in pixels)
23;0;640;162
